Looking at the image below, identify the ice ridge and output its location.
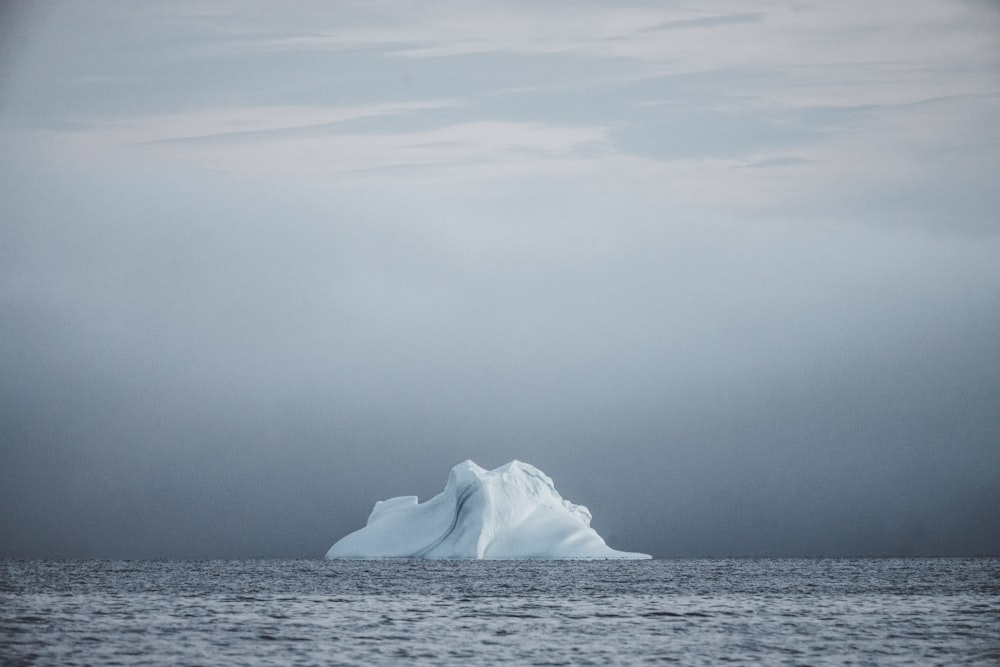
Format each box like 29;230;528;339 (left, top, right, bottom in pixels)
325;460;651;560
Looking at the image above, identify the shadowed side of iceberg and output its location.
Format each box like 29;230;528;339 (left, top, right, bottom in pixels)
325;460;651;560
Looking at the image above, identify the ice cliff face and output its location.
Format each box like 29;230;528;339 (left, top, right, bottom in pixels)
325;460;651;560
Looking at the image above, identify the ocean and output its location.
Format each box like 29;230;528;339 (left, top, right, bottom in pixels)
2;558;998;665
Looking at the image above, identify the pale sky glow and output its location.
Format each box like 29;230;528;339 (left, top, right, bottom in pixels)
1;2;998;558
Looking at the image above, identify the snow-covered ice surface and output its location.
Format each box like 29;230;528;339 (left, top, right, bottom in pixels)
326;460;650;559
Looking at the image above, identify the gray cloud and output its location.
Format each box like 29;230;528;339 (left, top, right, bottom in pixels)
2;1;999;559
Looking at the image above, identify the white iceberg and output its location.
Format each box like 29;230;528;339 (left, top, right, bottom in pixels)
326;460;651;560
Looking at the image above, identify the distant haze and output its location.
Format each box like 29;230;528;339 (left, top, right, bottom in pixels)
1;2;998;559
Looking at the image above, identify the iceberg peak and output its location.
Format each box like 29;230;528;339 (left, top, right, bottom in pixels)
326;460;650;560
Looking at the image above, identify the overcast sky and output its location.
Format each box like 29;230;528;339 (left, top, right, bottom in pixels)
2;1;999;559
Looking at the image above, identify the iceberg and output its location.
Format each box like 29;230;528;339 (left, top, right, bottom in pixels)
326;460;651;560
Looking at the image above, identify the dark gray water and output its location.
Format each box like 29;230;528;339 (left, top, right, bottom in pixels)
2;558;998;665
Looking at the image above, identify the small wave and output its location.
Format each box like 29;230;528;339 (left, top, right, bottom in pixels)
642;610;711;618
15;616;47;624
257;634;310;642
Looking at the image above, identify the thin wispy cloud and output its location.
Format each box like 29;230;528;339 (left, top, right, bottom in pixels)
638;12;767;33
739;156;816;169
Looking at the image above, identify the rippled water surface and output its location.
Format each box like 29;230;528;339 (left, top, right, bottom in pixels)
2;558;998;665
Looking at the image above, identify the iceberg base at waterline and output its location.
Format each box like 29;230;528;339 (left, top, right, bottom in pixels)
325;460;651;560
